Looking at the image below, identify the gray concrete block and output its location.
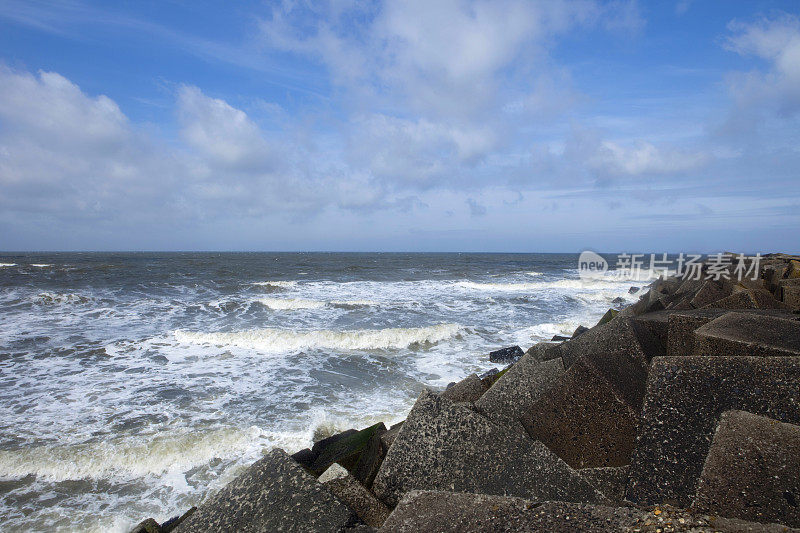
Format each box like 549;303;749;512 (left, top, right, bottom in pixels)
693;312;800;357
320;464;391;529
175;448;359;533
440;374;488;403
557;318;656;411
625;356;800;508
693;410;800;528
521;358;639;469
473;356;563;425
371;390;605;507
378;492;799;532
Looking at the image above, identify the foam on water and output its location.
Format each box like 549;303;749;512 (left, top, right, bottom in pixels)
256;297;327;310
174;323;463;352
0;262;17;267
33;292;94;305
251;280;298;288
0;426;265;482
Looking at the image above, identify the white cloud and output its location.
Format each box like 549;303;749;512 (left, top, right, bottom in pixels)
725;14;800;115
589;140;710;177
177;86;273;172
0;67;389;232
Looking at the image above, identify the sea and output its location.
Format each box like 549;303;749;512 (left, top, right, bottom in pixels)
0;252;645;532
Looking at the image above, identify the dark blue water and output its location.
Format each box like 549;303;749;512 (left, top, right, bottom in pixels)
0;252;641;532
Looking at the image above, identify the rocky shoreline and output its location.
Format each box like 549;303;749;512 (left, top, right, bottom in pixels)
133;253;800;532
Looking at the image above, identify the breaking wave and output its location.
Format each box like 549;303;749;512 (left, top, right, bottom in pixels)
459;277;632;292
252;281;298;289
0;263;16;267
34;292;93;305
328;300;379;309
256;298;326;310
174;323;463;352
0;427;263;482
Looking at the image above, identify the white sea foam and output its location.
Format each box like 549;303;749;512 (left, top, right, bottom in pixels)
34;292;93;305
457;281;544;291
256;297;326;310
252;280;298;288
0;426;265;482
30;264;53;267
0;263;16;267
520;321;585;341
525;271;543;276
174;323;463;352
328;299;379;308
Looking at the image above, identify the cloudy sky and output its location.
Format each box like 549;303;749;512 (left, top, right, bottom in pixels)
0;0;798;252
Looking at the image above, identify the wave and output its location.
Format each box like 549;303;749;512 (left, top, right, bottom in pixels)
525;271;543;277
174;323;462;352
458;281;544;291
0;263;16;267
518;321;585;342
459;277;633;292
34;292;93;305
252;281;298;289
255;298;379;310
257;298;326;310
329;300;379;309
0;427;262;482
30;264;53;268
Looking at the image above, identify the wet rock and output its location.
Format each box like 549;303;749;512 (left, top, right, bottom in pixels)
693;312;800;357
291;447;317;470
351;430;388;489
380;422;403;449
131;518;161;533
629;286;640;294
551;334;571;341
524;342;561;363
612;296;625;304
440;374;488;403
311;423;387;475
572;325;589;338
478;367;498;380
693;410;800;528
579;466;629;503
488;345;523;364
625;356;800;508
595;308;619;327
175;448;359;533
161;507;196;533
379;493;798;532
521;358;639;468
320;464;391;528
371;390;605;507
473;356;563;425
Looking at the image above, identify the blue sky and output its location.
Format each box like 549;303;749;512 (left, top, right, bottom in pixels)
0;0;798;252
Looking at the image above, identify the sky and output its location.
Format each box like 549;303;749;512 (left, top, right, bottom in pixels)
0;0;798;253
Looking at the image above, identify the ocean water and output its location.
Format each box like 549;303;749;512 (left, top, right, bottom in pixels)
0;252;643;532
